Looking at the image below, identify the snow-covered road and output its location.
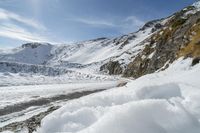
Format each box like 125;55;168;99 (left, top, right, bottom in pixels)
0;82;118;109
0;81;119;132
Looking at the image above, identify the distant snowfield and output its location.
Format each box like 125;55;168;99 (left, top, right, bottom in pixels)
0;70;118;87
36;58;200;133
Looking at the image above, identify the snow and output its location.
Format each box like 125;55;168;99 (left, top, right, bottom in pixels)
183;1;200;17
0;20;159;71
0;68;118;87
2;128;28;133
148;51;155;58
136;83;182;99
2;131;14;133
0;106;50;128
0;43;53;65
184;10;197;16
193;1;200;10
0;81;118;109
37;58;200;133
0;80;119;131
60;29;153;66
1;8;199;132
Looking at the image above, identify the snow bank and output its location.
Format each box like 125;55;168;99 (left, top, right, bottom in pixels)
37;58;200;133
79;100;199;133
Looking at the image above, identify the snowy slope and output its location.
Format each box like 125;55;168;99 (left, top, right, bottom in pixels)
37;58;200;133
63;27;154;65
0;19;162;68
0;19;164;86
0;43;53;65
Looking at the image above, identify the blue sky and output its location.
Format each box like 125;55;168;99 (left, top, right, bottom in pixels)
0;0;197;48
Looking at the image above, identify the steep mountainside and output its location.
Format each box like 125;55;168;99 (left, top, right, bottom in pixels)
104;1;200;78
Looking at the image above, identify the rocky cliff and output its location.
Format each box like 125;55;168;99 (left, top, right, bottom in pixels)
102;2;200;78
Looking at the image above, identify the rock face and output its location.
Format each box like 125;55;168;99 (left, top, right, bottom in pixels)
192;57;200;66
100;61;123;75
21;43;45;49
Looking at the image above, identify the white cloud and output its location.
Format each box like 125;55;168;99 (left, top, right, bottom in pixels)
67;16;145;33
0;23;49;42
67;17;116;27
0;8;46;30
119;16;145;33
124;16;144;27
0;8;54;43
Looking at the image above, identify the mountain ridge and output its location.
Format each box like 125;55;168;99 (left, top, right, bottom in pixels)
1;1;200;79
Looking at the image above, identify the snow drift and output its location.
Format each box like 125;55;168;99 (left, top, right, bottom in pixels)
37;58;200;133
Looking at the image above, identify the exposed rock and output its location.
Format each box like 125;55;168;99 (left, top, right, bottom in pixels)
92;37;108;42
192;57;200;66
140;19;162;31
117;81;128;87
22;43;47;49
100;61;123;75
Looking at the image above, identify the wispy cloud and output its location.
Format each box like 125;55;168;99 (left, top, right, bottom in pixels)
67;17;116;27
0;23;49;42
0;8;52;43
120;16;145;33
67;16;145;33
124;16;144;27
0;8;46;30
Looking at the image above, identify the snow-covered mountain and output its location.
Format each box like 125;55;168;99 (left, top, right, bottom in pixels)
1;1;200;133
1;1;200;84
1;1;200;79
37;57;200;133
0;19;163;75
